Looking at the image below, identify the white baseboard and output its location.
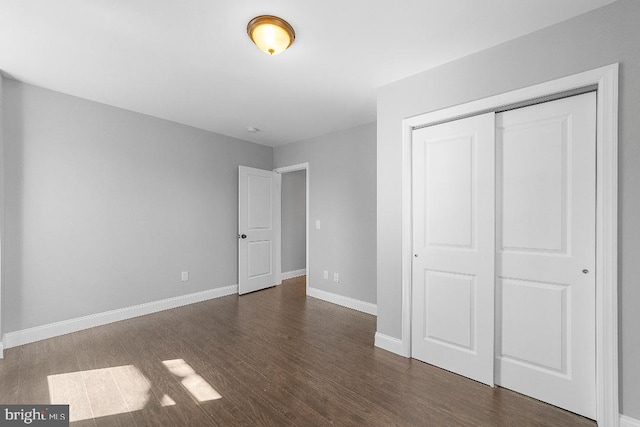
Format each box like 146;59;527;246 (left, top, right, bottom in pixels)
307;287;376;316
282;269;307;280
621;415;640;427
374;332;405;356
2;285;238;349
0;341;4;359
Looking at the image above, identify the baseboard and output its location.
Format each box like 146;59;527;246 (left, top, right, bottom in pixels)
2;285;238;349
374;332;405;356
307;287;377;316
621;415;640;427
282;269;307;280
0;341;4;359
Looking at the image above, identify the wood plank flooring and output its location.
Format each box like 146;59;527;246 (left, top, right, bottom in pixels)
0;277;596;426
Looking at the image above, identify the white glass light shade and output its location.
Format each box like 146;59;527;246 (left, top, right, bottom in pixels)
247;16;295;56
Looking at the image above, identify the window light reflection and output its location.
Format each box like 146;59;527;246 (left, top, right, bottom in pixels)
47;365;153;422
162;359;222;402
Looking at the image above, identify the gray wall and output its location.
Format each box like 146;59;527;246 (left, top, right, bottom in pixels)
2;80;273;333
377;0;640;417
281;170;306;273
275;123;376;304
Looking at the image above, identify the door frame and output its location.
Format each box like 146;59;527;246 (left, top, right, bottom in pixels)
400;64;618;426
273;162;310;294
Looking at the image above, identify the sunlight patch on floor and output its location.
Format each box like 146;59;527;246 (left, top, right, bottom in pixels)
48;360;222;422
160;394;176;407
48;365;151;422
162;359;222;402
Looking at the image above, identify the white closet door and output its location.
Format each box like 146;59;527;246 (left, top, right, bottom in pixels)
495;92;596;418
411;112;495;386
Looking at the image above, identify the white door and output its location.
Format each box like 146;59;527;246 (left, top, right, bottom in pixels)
495;93;596;418
238;166;281;295
411;112;496;386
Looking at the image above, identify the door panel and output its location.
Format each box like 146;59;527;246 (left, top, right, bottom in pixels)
498;278;568;373
425;135;474;248
247;240;272;278
248;174;273;229
501;116;567;252
424;270;475;351
495;92;596;419
238;166;280;295
411;112;495;386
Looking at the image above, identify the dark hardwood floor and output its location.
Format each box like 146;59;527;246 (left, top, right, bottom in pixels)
0;277;595;426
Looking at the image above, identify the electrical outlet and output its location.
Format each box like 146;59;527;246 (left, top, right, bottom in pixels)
323;270;328;280
315;220;321;230
181;271;189;282
333;272;339;283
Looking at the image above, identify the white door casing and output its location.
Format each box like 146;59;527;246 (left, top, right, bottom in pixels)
495;92;596;418
411;112;495;386
238;166;281;295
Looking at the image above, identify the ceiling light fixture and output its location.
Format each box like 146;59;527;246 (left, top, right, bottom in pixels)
247;15;295;56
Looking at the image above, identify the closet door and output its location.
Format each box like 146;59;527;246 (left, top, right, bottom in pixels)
411;112;495;386
495;92;596;418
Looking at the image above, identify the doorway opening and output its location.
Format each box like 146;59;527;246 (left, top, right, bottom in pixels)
274;163;309;294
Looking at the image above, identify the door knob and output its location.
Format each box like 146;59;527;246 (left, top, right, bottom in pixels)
239;234;247;239
582;269;589;274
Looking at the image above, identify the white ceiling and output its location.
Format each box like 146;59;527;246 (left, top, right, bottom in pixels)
0;0;617;147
